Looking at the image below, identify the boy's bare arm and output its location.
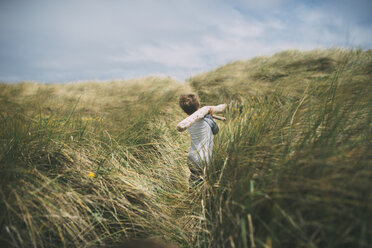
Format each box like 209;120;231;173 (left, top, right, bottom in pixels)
208;108;225;121
212;115;226;121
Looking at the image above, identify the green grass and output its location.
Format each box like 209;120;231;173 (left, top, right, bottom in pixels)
1;49;371;247
190;48;372;248
0;78;199;247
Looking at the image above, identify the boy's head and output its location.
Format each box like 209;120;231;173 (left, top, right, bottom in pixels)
179;94;200;115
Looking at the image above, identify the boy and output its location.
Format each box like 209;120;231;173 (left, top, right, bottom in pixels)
179;94;219;183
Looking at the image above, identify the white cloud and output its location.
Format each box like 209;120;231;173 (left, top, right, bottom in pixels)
111;43;206;69
217;20;265;38
0;0;371;83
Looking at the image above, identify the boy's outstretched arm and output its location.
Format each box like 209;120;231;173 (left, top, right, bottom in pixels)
210;105;226;121
211;115;226;121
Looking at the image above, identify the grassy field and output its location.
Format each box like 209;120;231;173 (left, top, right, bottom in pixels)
0;49;371;247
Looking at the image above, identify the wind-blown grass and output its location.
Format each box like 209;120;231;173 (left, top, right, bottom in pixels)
0;49;371;247
0;78;199;247
190;48;372;247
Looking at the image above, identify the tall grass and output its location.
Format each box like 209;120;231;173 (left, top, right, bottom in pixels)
0;49;371;247
189;49;372;247
0;78;200;247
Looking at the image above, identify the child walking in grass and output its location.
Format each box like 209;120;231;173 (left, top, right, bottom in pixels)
178;94;219;183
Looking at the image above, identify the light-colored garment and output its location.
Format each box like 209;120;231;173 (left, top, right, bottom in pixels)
187;119;214;168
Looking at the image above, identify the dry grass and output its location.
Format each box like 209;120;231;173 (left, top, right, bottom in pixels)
0;77;201;247
1;48;371;247
190;48;372;247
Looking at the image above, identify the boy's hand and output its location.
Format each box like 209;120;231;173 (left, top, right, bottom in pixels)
209;108;213;115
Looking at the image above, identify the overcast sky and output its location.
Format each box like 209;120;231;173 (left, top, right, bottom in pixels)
0;0;371;83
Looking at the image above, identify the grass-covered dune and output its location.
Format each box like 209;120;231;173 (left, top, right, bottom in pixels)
0;78;196;247
189;49;372;248
1;49;371;247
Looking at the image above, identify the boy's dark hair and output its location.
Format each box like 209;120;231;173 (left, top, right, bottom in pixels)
179;94;200;115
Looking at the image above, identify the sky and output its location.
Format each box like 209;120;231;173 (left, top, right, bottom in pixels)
0;0;371;83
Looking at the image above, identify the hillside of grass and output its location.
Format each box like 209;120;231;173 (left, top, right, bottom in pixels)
190;49;371;104
1;49;371;248
0;78;198;247
189;48;372;248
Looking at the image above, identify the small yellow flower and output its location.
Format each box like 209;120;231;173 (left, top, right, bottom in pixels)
88;172;95;178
